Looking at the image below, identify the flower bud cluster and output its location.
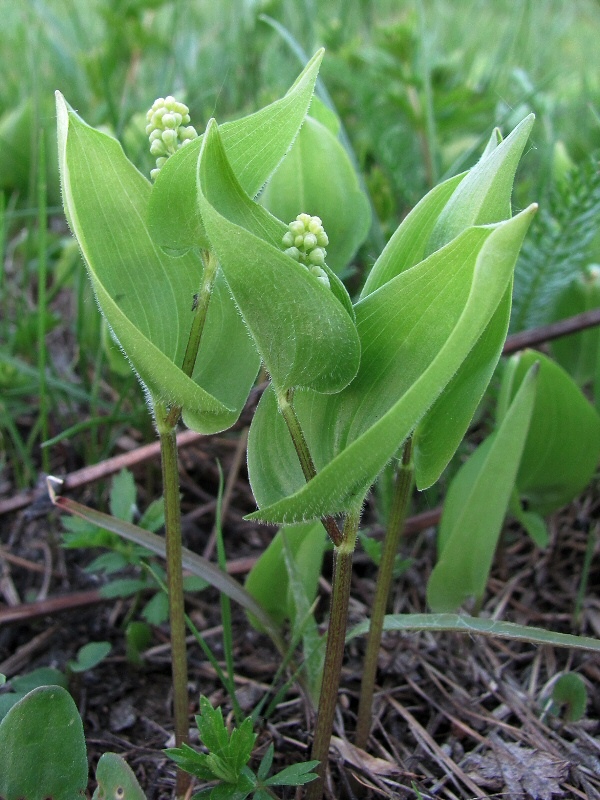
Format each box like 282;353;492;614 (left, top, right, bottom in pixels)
282;214;330;288
146;96;198;181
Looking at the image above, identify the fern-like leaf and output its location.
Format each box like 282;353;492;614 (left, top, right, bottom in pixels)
512;155;600;332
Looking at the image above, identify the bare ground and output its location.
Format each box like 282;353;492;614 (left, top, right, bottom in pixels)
1;426;599;800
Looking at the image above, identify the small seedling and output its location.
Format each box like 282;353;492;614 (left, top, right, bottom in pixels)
548;673;588;723
166;695;319;799
0;646;110;722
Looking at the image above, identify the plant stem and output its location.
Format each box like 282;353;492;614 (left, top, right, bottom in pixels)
36;134;50;474
355;439;414;750
158;250;221;794
276;388;343;547
166;250;218;428
156;403;191;799
306;509;361;800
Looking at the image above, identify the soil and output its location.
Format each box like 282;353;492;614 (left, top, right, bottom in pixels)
1;423;599;799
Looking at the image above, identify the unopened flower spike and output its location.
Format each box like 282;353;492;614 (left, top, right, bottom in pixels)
146;95;198;181
282;213;331;288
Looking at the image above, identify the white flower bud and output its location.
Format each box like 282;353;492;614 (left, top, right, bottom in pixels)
310;265;330;288
303;232;317;250
146;95;198;180
281;213;331;289
161;129;178;148
284;247;301;261
308;248;326;267
150;139;167;156
316;230;329;247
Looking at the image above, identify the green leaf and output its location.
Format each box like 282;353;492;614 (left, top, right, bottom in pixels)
87;552;130;574
244;523;327;628
412;117;536;487
141;591;169;625
50;488;285;653
100;578;149;598
500;350;600;514
259;115;370;274
109;469;137;522
509;492;549;547
196;696;230;756
138;497;165;532
550;673;588;722
56;92;259;434
264;760;321;786
427;114;535;253
360;172;465;297
165;742;216;781
228;719;257;775
10;668;68;694
550;265;600;387
183;575;210;592
209;778;254;800
256;745;274;782
148;50;324;252
0;686;88;800
413;287;511;489
426;363;538;613
125;621;152;666
68;641;112;673
93;753;147;800
248;207;536;523
347;613;600;652
196;119;361;394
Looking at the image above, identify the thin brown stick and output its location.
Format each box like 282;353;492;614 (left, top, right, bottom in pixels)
502;308;600;354
0;590;104;625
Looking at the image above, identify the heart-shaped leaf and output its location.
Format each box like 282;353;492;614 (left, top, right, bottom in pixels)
247;206;536;523
412;116;536;486
148;50;324;252
56;92;260;433
196;119;361;395
259;114;371;274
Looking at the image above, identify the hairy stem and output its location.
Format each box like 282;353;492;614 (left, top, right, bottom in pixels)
166;250;218;427
156;251;219;795
156;405;191;798
355;439;414;749
306;509;361;800
277;389;343;546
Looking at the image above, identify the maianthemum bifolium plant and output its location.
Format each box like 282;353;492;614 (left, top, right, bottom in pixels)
22;48;596;799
